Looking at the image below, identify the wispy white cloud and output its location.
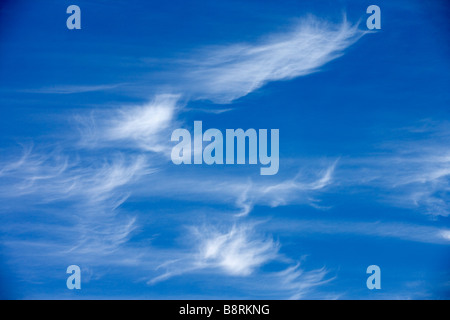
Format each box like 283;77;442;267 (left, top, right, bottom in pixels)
135;160;337;217
149;222;278;283
0;143;153;261
183;16;363;103
337;121;450;216
0;146;150;204
77;93;182;155
20;84;124;94
150;220;332;299
267;219;450;245
192;223;279;276
103;94;181;152
257;160;337;208
275;264;331;300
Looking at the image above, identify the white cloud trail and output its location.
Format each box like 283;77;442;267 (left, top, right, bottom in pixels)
184;16;363;103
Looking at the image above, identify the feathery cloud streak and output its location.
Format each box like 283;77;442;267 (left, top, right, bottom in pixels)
184;17;363;103
336;122;450;216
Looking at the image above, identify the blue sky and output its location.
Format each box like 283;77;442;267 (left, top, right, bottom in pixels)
0;0;449;299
